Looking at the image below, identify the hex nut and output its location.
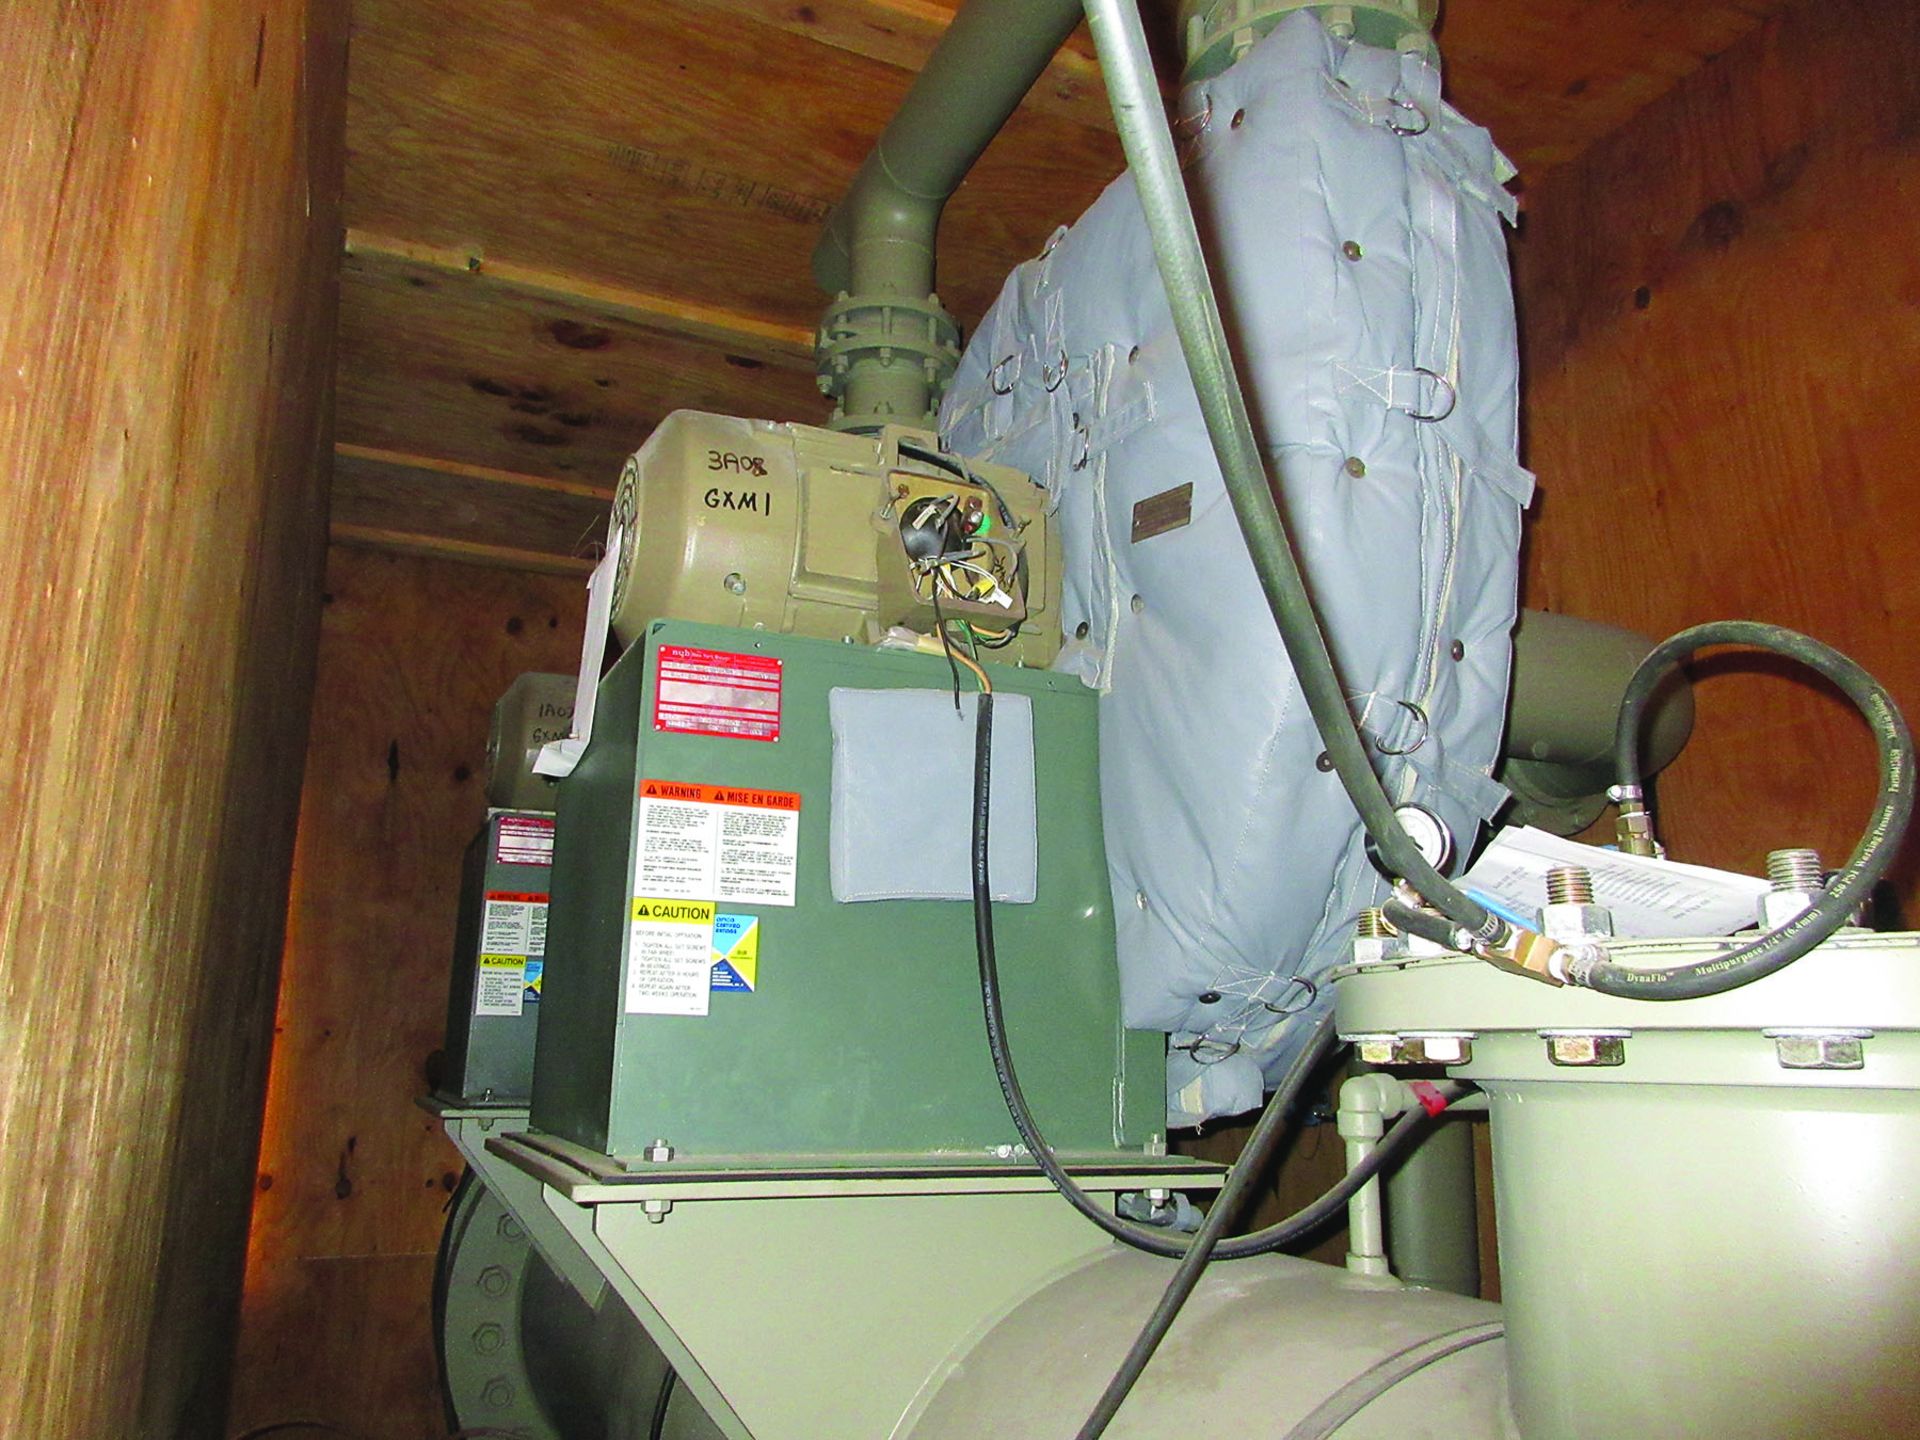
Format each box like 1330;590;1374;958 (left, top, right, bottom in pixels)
643;1139;675;1163
1353;1033;1472;1066
1766;1030;1868;1070
1353;932;1411;966
1760;888;1817;932
1542;901;1614;943
1543;1031;1628;1067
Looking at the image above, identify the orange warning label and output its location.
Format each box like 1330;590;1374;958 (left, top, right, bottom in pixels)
638;780;801;812
485;890;550;905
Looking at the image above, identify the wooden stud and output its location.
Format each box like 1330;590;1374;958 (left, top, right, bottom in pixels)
0;5;346;1436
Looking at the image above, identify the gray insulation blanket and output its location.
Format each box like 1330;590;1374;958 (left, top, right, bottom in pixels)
939;14;1529;1126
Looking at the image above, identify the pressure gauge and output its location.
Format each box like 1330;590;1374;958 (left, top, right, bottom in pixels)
1364;803;1454;880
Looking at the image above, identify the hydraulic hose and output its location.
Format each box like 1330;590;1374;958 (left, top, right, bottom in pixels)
1579;621;1914;1000
1078;0;1497;945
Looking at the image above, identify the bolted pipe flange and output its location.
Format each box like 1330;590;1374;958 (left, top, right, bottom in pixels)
815;290;961;432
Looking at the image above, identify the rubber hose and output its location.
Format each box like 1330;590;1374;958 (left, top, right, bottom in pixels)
973;691;1467;1264
648;1368;677;1440
1078;0;1495;944
1582;621;1914;1000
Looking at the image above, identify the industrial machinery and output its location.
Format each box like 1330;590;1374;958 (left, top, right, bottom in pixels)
426;2;1919;1437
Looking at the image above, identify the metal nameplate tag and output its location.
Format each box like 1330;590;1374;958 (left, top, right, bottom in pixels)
1131;482;1193;544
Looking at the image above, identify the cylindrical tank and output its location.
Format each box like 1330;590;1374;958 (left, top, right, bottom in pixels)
1337;933;1920;1439
903;1250;1509;1438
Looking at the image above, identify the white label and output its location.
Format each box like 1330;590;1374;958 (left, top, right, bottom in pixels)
483;899;534;954
476;955;527;1017
626;898;717;1015
634;782;800;907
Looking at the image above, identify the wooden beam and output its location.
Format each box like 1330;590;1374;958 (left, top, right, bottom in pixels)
329;523;597;576
330;445;609;574
344;231;815;366
682;0;1117;132
0;4;345;1436
334;247;826;483
334;442;614;500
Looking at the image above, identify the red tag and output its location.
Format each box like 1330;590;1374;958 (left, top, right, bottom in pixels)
495;814;555;866
653;645;782;742
1408;1080;1451;1118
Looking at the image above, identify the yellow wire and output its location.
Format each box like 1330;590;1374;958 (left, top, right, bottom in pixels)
941;626;993;693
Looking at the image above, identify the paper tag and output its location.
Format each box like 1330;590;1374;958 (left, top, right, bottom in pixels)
626;897;718;1015
535;532;621;778
496;815;555;867
476;954;528;1016
635;780;801;906
711;914;759;991
653;645;782;742
1461;825;1770;939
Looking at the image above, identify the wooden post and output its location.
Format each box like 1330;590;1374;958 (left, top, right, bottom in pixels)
0;5;347;1436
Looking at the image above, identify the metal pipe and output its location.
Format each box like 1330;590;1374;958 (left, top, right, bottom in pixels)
1501;609;1696;834
1336;1073;1403;1278
812;0;1083;298
812;0;1085;431
1383;1115;1479;1296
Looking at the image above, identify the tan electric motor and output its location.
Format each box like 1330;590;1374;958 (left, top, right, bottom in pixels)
606;410;1060;668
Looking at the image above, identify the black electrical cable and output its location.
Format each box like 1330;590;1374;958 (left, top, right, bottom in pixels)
647;1369;677;1440
1577;621;1914;1000
971;691;1470;1265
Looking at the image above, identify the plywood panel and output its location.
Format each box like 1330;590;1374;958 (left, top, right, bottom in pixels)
1439;1;1787;173
343;0;1122;334
1513;0;1920;901
335;247;828;481
0;4;345;1437
690;0;1118;131
229;546;588;1438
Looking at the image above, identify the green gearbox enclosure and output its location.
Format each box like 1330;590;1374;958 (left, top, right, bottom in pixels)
531;620;1162;1163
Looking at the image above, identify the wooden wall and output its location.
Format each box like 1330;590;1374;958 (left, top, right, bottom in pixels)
0;6;346;1437
229;546;586;1438
1513;0;1920;904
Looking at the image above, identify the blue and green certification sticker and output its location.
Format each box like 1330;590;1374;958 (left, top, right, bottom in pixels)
710;914;759;992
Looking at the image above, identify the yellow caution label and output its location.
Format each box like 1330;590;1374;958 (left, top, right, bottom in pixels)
631;897;717;924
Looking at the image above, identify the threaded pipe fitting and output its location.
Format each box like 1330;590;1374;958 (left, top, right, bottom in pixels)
1545;864;1596;907
1355;907;1391;939
1767;848;1824;892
